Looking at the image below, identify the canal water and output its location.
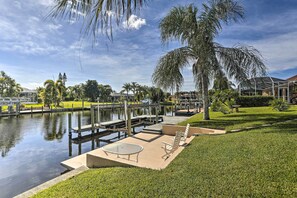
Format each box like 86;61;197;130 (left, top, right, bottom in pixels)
0;107;173;198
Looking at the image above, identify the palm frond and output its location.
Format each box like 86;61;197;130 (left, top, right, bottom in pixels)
152;47;191;90
215;44;267;82
50;0;147;39
198;0;244;38
159;4;198;45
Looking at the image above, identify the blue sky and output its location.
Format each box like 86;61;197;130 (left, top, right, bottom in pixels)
0;0;297;92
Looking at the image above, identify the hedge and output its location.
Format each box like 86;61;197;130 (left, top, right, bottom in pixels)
235;96;274;107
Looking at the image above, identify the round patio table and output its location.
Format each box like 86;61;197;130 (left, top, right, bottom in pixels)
102;142;143;162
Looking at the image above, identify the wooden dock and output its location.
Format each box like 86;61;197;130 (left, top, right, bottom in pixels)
71;115;163;134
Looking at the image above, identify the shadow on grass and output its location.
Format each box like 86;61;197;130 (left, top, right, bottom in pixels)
263;122;297;135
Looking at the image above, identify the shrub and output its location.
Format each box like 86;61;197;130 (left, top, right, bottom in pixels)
235;96;274;107
211;101;231;114
270;99;289;111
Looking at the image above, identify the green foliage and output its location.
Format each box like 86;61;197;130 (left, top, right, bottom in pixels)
0;71;23;97
235;96;274;107
34;107;297;197
209;89;238;114
152;1;266;120
42;79;65;107
270;99;289;111
148;87;165;103
66;84;84;101
83;80;99;102
211;100;231;114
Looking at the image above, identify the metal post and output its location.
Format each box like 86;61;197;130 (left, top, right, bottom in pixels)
287;82;290;103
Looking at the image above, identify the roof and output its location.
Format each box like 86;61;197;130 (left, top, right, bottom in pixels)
21;88;37;93
240;77;287;90
287;74;297;81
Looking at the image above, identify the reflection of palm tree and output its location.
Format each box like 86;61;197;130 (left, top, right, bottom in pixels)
152;2;266;120
43;114;65;141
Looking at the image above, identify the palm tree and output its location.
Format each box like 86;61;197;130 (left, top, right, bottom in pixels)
121;83;131;101
44;79;65;107
50;0;147;39
130;82;139;102
152;1;266;120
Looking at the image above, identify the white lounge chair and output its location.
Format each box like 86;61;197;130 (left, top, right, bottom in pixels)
180;123;190;145
162;131;183;158
171;123;190;145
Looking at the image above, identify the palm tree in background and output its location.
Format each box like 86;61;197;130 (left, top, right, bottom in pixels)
51;0;147;39
130;82;139;102
121;83;132;101
44;79;65;107
152;1;266;120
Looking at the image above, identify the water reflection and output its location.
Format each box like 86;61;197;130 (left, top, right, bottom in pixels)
42;114;66;141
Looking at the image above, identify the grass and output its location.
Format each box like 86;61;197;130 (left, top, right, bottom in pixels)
33;106;297;197
179;106;297;131
1;101;131;111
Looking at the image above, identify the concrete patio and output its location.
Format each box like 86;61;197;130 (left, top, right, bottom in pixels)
62;132;195;170
62;123;225;170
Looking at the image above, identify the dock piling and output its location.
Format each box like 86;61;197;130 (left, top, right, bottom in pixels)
78;113;82;138
68;113;72;137
91;106;95;135
127;109;132;136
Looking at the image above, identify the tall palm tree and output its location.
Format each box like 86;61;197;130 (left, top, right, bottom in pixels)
50;0;147;39
152;1;266;120
121;83;131;101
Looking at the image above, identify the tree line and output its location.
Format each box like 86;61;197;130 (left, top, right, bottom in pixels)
37;80;167;107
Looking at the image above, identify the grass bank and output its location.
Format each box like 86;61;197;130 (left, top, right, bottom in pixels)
34;106;297;197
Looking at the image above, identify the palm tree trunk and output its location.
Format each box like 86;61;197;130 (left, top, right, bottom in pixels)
202;75;210;120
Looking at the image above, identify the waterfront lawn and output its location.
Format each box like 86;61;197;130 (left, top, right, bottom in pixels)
34;106;297;197
179;106;297;131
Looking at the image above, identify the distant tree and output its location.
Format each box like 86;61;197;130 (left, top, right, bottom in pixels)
98;84;113;102
135;85;149;102
0;71;23;97
148;87;165;104
121;83;132;100
84;80;99;102
43;79;65;107
130;82;139;101
66;84;84;101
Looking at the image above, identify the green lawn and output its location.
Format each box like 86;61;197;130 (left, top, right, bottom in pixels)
34;106;297;197
180;106;297;131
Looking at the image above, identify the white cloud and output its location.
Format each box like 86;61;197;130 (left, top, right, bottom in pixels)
122;15;146;30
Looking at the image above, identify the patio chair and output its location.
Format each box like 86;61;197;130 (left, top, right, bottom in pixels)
162;131;183;158
171;123;190;145
180;123;190;145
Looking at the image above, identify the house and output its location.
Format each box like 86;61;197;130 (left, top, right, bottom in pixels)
238;75;297;103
